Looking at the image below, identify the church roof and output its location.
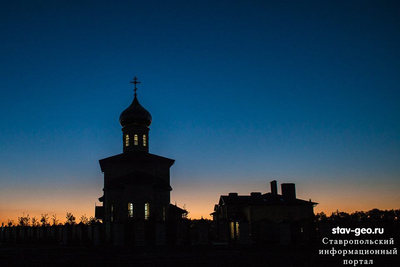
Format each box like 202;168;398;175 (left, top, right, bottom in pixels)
169;204;188;215
99;152;175;172
119;94;152;127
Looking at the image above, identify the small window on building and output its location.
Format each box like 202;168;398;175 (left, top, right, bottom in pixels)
134;134;138;146
230;221;239;240
128;203;134;218
163;206;166;221
144;203;150;220
125;135;130;147
143;135;147;147
111;205;114;222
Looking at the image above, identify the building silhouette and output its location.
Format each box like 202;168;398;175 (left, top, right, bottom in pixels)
95;77;186;245
212;180;317;244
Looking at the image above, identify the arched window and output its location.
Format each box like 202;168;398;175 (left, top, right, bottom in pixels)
128;203;134;218
144;203;150;220
134;134;138;146
143;135;147;147
125;135;129;147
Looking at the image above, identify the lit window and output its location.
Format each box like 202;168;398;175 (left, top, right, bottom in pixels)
134;134;138;146
144;203;150;220
128;203;134;218
230;221;240;240
125;135;129;147
143;135;147;147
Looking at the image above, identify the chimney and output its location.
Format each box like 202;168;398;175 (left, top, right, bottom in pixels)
228;192;238;197
270;180;277;196
281;183;296;200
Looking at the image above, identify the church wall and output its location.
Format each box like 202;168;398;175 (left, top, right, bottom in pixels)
104;187;169;222
103;162;171;187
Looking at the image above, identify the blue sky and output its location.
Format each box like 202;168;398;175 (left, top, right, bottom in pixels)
0;0;399;222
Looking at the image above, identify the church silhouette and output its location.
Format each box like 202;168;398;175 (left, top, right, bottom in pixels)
95;77;186;245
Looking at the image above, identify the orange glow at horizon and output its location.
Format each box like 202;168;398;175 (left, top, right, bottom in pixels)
2;197;399;225
1;180;399;225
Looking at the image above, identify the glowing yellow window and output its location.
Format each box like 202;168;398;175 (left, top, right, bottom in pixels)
125;135;129;147
134;134;138;146
143;135;147;147
128;203;133;218
144;203;150;220
230;221;240;240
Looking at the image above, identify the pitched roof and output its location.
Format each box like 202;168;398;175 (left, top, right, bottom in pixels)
107;170;172;190
169;203;187;215
220;192;317;207
99;152;175;172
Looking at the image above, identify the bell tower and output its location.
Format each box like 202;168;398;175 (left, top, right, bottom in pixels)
119;77;152;153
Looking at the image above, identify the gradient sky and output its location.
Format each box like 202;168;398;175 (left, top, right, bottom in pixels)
1;0;399;224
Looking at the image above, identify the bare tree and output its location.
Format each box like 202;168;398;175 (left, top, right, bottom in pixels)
31;216;39;227
65;212;76;225
88;216;100;225
18;214;30;227
182;204;189;219
40;214;50;226
79;214;89;225
52;214;59;226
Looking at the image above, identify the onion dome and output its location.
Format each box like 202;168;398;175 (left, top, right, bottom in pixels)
119;94;152;127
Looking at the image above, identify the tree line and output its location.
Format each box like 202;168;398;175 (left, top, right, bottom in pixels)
4;208;399;227
5;212;99;227
315;208;400;223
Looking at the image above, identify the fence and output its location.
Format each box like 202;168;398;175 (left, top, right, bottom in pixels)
0;223;104;245
0;220;212;246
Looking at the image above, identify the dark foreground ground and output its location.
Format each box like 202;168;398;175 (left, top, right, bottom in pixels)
0;244;397;267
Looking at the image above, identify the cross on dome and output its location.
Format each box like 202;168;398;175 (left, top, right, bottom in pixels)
130;76;141;97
